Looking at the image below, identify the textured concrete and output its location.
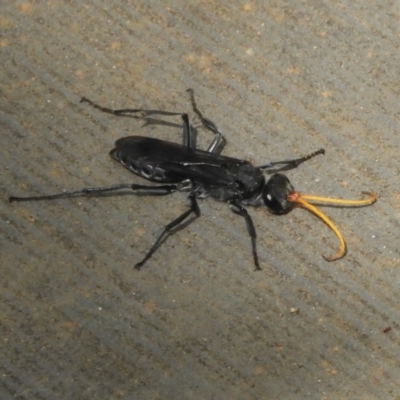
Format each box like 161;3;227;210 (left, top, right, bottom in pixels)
1;1;399;399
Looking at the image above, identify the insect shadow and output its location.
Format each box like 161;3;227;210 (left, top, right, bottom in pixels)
9;89;376;270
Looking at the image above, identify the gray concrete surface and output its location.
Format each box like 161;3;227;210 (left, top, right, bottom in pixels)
1;1;400;399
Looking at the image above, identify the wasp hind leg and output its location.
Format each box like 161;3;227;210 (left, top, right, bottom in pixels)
80;96;183;119
9;183;181;203
80;96;196;149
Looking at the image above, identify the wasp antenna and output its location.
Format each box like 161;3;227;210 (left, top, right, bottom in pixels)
299;191;376;207
287;193;347;261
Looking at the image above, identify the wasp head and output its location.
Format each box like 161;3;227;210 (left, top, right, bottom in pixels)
262;172;376;261
262;173;295;215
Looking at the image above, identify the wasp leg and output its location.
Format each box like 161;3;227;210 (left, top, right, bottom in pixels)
80;96;183;118
9;183;181;203
134;193;201;270
187;89;226;154
181;113;194;149
258;148;325;172
229;201;261;271
80;96;195;148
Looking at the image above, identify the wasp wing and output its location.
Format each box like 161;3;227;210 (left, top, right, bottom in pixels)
110;136;248;187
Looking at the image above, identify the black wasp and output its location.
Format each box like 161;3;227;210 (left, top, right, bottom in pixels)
9;89;376;270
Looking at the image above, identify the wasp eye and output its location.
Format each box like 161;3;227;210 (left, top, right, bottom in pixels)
263;173;295;215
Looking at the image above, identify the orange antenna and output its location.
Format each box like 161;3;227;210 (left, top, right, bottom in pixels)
287;191;376;261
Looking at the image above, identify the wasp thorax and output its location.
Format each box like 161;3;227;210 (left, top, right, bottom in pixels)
263;173;295;215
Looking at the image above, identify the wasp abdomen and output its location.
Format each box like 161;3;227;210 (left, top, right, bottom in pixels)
110;148;167;182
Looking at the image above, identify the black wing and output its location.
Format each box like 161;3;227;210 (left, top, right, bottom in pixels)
112;136;245;164
110;136;246;183
110;136;265;201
